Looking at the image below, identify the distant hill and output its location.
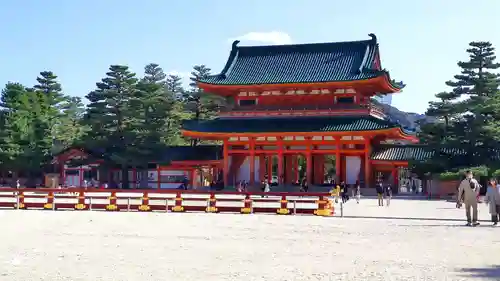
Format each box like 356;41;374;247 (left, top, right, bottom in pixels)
375;102;436;130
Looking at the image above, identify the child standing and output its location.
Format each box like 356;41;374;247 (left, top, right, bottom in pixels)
384;184;393;207
355;182;361;204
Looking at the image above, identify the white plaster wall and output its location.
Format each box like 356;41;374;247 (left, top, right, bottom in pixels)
317;145;337;149
160;170;186;189
237;157;250;183
289;146;307;150
236;157;260;183
345;156;361;185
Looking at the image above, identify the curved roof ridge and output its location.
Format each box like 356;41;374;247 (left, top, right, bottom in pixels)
233;33;378;52
197;33;406;88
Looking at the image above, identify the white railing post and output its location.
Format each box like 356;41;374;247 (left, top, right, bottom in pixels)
127;198;131;212
15;192;19;210
165;199;169;212
293;200;297;215
89;197;93;211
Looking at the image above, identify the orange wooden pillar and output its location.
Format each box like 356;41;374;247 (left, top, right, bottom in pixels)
313;154;325;185
291;155;298;184
306;152;312;186
223;139;229;186
249;138;255;186
335;139;341;183
285;155;293;184
267;155;273;180
391;166;398;188
364;137;371;188
319;154;325;184
306;138;312;185
277;137;284;185
157;166;161;189
259;155;266;182
213;167;218;181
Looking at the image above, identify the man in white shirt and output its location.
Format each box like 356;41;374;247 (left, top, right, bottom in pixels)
457;170;480;226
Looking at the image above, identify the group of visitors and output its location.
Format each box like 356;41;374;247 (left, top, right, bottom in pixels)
329;180;361;204
236;180;249;192
375;180;393;207
456;170;500;226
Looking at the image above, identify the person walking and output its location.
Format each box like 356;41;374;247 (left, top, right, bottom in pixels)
485;178;500;226
300;177;308;193
340;181;347;203
375;180;384;206
328;180;339;203
384;183;393;207
263;179;271;197
457;170;481;227
355;181;361;204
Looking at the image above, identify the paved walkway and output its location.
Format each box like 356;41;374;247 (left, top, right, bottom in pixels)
0;198;498;281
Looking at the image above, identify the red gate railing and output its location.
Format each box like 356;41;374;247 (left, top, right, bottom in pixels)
0;188;335;216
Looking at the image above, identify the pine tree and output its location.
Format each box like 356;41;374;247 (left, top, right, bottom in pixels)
164;74;189;145
0;83;31;180
185;65;226;146
32;71;68;164
165;74;184;100
425;91;460;140
420;41;500;169
53;96;87;150
448;42;500;165
84;65;139;188
135;63;174;154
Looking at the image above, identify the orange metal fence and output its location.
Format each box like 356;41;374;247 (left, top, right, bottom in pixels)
0;188;335;216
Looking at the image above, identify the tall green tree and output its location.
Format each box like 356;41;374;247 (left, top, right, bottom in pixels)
185;65;226;146
425;91;460;142
0;83;32;181
134;63;174;153
165;74;183;99
53;96;87;151
165;74;189;145
420;41;500;169
83;65;139;188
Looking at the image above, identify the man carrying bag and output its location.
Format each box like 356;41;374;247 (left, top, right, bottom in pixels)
457;170;481;227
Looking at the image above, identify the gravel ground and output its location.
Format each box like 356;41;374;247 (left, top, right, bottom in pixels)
0;198;499;281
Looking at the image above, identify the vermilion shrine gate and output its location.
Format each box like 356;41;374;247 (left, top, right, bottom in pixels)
182;34;419;189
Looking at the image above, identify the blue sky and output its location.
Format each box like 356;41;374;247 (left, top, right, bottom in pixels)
1;0;499;113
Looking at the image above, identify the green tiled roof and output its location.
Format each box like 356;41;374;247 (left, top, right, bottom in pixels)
371;145;467;162
183;116;407;133
371;145;434;161
56;145;222;165
198;34;404;88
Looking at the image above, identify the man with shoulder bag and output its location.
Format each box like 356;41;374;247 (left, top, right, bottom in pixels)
457;170;481;226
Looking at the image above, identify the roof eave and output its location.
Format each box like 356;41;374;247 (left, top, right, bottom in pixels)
197;40;241;86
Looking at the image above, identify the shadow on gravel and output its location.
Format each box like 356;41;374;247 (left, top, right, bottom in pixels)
458;265;500;279
341;215;489;223
395;224;465;228
395;224;495;228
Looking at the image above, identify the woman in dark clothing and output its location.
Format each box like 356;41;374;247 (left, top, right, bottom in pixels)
375;180;384;206
340;181;348;203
